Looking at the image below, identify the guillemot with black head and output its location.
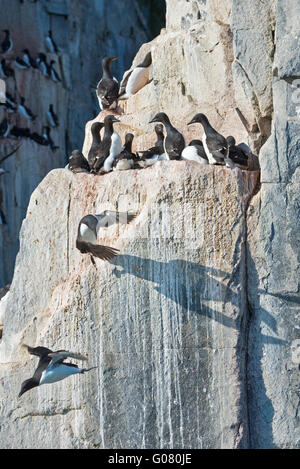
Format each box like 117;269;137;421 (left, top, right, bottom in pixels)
187;113;227;165
68;150;90;174
87;122;105;169
1;30;13;54
225;136;249;169
149;112;185;160
112;133;139;171
76;210;136;263
18;344;96;397
119;51;152;100
91;115;122;173
96;57;119;110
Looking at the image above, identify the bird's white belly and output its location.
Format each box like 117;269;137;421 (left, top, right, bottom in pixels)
126;67;150;96
181;146;208;164
80;223;97;243
203;133;217;165
113;159;133;171
40;364;81;385
102;132;122;172
163;137;170;160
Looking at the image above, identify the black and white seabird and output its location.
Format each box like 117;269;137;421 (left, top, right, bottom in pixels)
76;211;136;262
187;113;228;165
181;140;209;164
49;60;62;83
0;59;14;79
42;126;58;152
112;133;139;171
87;122;104;168
30;131;48;145
1;30;13;54
22;49;38;69
45;30;59;54
92;115;122;173
137;123;166;167
18;344;96;397
15;56;30;70
36;53;49;77
68;150;90;174
47;104;59;127
225;136;249;169
149;112;185;160
0;118;10;138
96;57;119;110
119;51;152;100
18;97;36;120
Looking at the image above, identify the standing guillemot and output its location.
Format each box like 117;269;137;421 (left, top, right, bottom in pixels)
22;49;38;69
92;115;122;173
149;112;185;160
0;59;14;79
18;97;36;120
68;150;90;173
181;140;209;164
225;136;249;169
30;131;48;145
36;53;49;77
49;60;62;83
42;126;59;152
19;344;96;397
45;30;59;54
1;30;13;54
187;114;228;165
137;123;166;167
87;122;104;168
96;57;119;110
76;211;136;262
112;133;139;171
47;104;59;128
119;51;152;100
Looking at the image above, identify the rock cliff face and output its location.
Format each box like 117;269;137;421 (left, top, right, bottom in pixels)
0;0;157;286
0;0;299;449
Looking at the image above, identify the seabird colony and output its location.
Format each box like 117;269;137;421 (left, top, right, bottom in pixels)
17;46;259;396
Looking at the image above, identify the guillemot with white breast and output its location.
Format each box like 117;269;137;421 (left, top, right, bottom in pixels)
112;133;139;171
76;210;136;262
149;112;185;160
119;51;152;100
187;113;227;165
181;140;209;164
19;344;96;397
91;115;122;173
96;57;119;110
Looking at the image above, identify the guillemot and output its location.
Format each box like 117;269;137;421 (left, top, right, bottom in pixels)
0;118;10;138
187;113;227;165
47;104;59;128
0;59;14;79
1;30;13;54
87;122;105;168
19;344;96;397
36;53;48;77
49;60;62;83
76;210;136;262
45;30;58;54
15;56;30;70
68;150;90;173
18;97;36;120
92;115;122;173
181;140;209;164
42;126;59;152
22;49;38;69
112;133;138;171
119;51;152;100
96;57;119;110
149;112;185;160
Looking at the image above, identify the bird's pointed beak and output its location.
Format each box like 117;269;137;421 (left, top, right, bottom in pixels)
112;117;120;123
187;119;195;126
149;117;157;124
111;57;118;62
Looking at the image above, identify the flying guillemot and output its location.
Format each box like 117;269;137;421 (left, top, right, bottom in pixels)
87;122;105;169
91;115;122;173
119;51;152;100
19;344;96;397
96;57;119;110
149;112;185;160
187;113;228;165
76;210;136;262
181;140;209;164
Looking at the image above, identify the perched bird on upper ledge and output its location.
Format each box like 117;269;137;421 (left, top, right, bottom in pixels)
96;57;119;111
149;112;185;160
119;51;152;100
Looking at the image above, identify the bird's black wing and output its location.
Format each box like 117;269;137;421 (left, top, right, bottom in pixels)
92;137;111;172
206;134;228;163
76;239;120;260
97;78;119;107
165;132;185;159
